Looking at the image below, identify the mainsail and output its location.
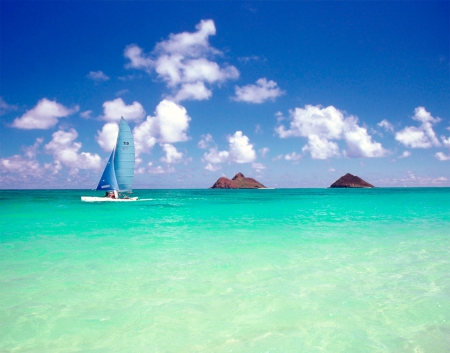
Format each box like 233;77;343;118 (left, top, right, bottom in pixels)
96;117;135;192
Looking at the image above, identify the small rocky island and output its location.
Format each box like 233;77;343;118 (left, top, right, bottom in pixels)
330;173;374;188
210;172;266;189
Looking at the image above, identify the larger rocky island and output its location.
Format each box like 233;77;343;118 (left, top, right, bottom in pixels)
210;172;266;189
330;173;374;188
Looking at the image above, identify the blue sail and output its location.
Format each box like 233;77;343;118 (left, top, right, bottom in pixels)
96;149;119;191
113;117;135;192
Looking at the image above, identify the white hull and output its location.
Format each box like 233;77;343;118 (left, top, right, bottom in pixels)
81;196;138;202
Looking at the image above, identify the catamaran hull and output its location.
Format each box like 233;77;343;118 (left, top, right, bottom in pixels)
81;196;138;202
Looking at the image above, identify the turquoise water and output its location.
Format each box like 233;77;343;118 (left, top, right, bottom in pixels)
1;188;449;352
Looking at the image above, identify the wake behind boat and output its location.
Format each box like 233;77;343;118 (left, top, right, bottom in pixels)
81;117;138;202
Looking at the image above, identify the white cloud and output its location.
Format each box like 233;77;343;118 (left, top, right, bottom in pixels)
22;138;44;159
301;135;340;159
252;162;266;171
172;81;212;102
272;154;283;161
203;148;229;164
395;107;441;148
205;163;222;172
96;122;119;151
399;151;411;158
124;19;239;102
233;78;285;103
133;117;157;156
87;70;110;81
0;97;17;115
202;131;256;168
133;99;191;156
344;124;386;158
198;133;213;149
276;105;387;159
276;105;346;140
45;128;101;170
284;151;303;161
101;98;145;122
398;171;449;186
160;143;183;164
238;55;264;63
124;45;153;72
441;136;450;148
228;131;257;163
378;119;394;132
0;155;41;175
435;152;450;161
146;162;166;174
259;147;269;158
395;127;431;148
80;110;92;119
12;98;79;129
116;89;129;97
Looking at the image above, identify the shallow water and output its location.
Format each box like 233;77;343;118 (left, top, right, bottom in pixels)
1;188;449;352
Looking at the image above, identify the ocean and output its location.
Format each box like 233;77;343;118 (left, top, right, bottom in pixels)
1;188;449;352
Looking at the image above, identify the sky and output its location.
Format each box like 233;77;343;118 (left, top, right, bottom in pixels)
0;1;449;189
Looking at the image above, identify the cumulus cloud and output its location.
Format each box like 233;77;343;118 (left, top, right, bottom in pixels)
259;147;269;158
252;162;266;171
198;133;213;149
441;136;450;148
22;138;44;159
203;148;229;164
399;151;411;159
87;70;110;81
228;131;257;163
301;135;340;159
124;19;239;102
45;129;101;171
397;171;449;186
133;99;191;156
233;78;284;103
173;82;212;102
0;154;41;175
101;98;145;122
0;97;17;115
284;151;303;161
205;163;222;172
96;122;119;151
276;105;387;159
12;98;79;129
202;131;256;167
344;124;386;158
160;143;183;164
395;107;441;148
80;110;92;119
435;152;450;161
378;119;394;132
0;138;46;179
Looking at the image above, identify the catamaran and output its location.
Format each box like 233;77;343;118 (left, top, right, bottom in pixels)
81;117;138;202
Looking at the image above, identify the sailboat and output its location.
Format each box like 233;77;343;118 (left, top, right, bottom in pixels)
81;117;138;202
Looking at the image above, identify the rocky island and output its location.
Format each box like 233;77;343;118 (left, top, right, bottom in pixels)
330;173;374;188
210;172;266;189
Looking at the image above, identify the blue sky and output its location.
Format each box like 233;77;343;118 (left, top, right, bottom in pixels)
1;1;449;189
